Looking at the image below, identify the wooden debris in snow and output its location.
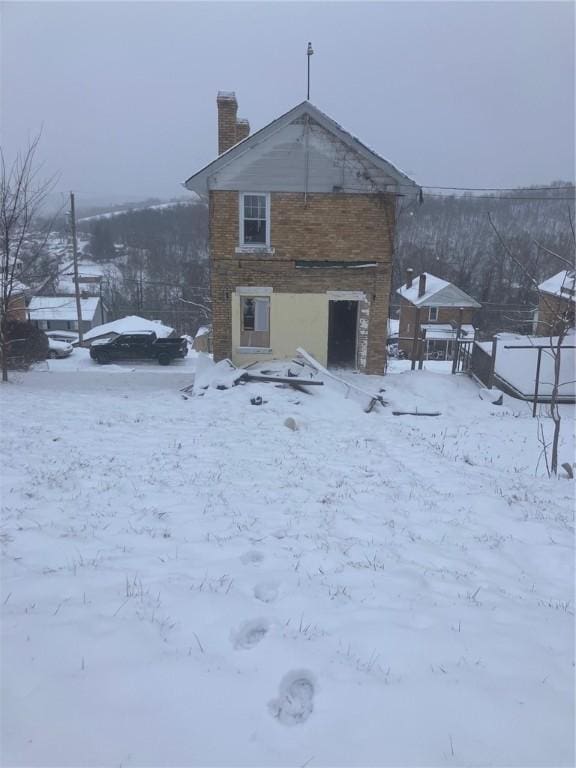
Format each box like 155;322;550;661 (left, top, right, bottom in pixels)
295;347;386;413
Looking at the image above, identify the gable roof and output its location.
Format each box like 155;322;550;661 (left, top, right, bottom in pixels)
397;273;481;308
538;270;576;301
28;296;101;322
183;100;419;195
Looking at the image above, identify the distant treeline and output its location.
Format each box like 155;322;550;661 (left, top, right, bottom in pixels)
394;183;575;335
62;183;574;337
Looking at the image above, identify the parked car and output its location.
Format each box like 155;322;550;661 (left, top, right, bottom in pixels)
46;330;79;345
89;332;188;366
47;338;74;359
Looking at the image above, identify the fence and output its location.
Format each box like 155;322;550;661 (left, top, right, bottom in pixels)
468;337;575;415
390;324;576;415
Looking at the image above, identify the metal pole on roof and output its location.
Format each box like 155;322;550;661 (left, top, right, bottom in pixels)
69;192;84;345
307;42;314;100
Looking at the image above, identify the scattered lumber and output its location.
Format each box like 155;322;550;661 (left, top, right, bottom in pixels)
392;410;441;417
296;347;386;413
181;353;324;396
239;373;323;386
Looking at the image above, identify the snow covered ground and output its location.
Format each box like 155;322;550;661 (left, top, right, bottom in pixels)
1;360;574;767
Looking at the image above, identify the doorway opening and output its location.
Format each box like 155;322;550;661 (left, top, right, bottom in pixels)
327;300;358;367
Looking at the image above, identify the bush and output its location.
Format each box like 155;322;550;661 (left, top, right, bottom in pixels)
1;321;49;369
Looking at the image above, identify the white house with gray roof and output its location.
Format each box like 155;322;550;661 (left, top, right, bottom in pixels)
28;296;104;333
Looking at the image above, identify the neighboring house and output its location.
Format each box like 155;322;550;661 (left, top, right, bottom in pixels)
396;270;481;359
28;296;103;334
184;92;420;373
3;280;29;322
81;315;175;347
55;259;121;300
535;270;575;336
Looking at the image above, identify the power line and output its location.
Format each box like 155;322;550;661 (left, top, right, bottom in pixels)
417;194;575;202
417;184;573;192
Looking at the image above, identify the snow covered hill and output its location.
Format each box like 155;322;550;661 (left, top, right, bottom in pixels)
1;364;573;766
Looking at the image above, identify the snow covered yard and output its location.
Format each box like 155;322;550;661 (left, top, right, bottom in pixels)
1;364;574;767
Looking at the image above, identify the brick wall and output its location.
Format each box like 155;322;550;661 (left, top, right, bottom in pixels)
536;294;575;335
236;119;250;142
209;191;395;373
217;93;238;155
7;295;28;323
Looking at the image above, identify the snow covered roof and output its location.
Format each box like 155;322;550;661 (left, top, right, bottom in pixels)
397;273;481;308
28;296;100;321
1;278;29;296
538;270;576;301
56;260;122;295
82;315;175;341
184;100;419;195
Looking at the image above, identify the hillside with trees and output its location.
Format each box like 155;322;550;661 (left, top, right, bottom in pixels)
78;201;209;335
38;183;573;339
393;183;575;334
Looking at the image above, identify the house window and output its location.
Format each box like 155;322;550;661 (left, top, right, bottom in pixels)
240;296;270;347
428;307;438;321
240;193;269;247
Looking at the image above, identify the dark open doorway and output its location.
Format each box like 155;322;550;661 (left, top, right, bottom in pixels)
328;300;358;367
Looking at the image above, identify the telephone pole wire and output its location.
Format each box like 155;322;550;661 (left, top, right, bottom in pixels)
69;192;84;345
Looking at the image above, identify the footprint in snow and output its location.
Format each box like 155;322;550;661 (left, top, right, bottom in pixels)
269;670;316;726
254;582;279;603
232;618;270;650
241;550;265;565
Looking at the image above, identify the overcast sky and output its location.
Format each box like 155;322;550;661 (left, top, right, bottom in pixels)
1;1;574;208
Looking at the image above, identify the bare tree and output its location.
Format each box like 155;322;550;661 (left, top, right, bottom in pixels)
0;136;57;381
488;212;575;476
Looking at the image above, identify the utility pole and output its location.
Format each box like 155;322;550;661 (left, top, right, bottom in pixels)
70;192;84;344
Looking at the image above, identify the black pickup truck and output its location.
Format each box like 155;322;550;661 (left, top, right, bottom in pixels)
90;332;188;365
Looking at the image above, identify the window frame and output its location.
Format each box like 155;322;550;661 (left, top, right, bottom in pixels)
240;295;270;349
428;306;439;321
239;192;270;249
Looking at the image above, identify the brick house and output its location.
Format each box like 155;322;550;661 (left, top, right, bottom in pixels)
184;93;419;374
4;281;29;322
396;271;481;359
535;270;575;335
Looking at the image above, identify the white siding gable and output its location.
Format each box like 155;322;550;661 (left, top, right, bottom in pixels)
208;118;398;194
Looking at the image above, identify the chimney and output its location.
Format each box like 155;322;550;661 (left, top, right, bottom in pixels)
236;118;250;143
405;268;414;289
418;273;427;298
217;91;238;154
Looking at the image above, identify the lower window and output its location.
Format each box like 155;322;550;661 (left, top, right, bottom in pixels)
240;296;270;347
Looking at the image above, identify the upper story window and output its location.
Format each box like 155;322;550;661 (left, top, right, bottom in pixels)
240;193;270;248
428;307;438;321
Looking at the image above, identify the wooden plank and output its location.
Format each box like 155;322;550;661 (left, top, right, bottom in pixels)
295;347;385;412
240;373;324;386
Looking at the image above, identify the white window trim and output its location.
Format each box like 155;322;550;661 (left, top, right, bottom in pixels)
239;192;270;249
327;290;367;302
235;286;273;296
428;307;439;321
236;347;272;354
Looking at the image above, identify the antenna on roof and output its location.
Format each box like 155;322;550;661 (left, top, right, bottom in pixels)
306;42;314;100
